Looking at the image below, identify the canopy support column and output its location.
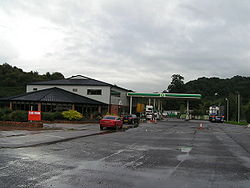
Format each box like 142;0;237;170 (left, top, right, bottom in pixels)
186;100;190;121
129;96;133;114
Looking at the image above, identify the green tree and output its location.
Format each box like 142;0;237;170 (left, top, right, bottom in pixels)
0;63;65;97
246;107;250;123
167;74;186;93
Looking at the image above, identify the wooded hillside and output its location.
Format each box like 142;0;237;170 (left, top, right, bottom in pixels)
185;76;250;103
0;63;64;97
166;74;250;121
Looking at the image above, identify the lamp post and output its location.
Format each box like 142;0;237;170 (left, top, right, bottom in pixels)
225;98;229;122
237;93;240;123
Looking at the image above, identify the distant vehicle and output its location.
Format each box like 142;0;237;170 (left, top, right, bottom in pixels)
162;111;168;117
123;114;139;125
145;105;153;120
154;112;163;120
209;106;225;123
99;115;123;130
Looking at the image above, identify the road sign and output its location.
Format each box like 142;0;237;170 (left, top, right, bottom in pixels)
28;111;41;121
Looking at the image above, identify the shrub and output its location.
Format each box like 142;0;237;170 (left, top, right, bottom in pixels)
42;112;55;121
42;112;64;121
62;110;83;121
0;108;12;121
52;112;64;120
246;107;250;123
106;112;117;116
8;111;28;122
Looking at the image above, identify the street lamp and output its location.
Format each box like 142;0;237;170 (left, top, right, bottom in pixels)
225;98;229;122
237;93;240;123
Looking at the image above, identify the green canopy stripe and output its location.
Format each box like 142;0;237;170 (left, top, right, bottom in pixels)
127;92;201;99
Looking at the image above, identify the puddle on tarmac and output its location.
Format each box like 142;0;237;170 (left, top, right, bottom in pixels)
179;146;192;153
177;146;193;161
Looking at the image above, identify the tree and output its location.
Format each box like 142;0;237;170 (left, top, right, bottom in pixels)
167;74;186;93
50;72;64;80
44;72;64;80
0;63;65;97
246;107;250;123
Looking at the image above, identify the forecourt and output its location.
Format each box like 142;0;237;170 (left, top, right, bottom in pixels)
127;92;202;119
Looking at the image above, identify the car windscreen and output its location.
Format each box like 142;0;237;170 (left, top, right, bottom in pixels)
103;116;116;120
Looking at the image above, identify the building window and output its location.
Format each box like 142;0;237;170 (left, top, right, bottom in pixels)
73;88;78;92
87;89;102;95
111;90;121;97
33;88;38;91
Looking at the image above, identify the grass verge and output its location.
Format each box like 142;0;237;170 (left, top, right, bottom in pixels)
225;121;249;126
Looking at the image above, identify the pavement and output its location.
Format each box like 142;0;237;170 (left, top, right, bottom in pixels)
0;123;105;148
0;122;138;148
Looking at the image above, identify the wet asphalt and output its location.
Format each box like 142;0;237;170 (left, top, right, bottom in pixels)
1;120;250;188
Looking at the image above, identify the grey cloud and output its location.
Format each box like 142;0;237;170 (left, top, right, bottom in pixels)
0;0;249;92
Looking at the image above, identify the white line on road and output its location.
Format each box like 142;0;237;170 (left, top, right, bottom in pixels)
43;134;65;139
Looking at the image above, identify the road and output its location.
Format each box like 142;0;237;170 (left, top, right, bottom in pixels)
1;120;250;188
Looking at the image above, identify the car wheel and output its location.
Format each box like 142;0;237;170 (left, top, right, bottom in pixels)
100;126;103;130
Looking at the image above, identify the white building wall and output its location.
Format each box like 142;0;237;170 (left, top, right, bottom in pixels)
110;87;129;106
27;85;111;104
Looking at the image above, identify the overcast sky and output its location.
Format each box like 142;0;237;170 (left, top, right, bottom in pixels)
0;0;250;92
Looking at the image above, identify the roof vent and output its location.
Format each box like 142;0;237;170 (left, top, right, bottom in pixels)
68;75;89;80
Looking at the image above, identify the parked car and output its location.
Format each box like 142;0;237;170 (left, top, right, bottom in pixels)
123;114;139;125
99;115;123;130
146;113;153;120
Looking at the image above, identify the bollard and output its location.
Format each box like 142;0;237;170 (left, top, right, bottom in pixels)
198;123;205;130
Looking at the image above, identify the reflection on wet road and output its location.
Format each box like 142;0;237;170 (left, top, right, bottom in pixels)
1;120;250;188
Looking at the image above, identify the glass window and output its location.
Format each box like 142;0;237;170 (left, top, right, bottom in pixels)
33;88;37;91
73;88;78;92
111;90;121;97
87;89;102;95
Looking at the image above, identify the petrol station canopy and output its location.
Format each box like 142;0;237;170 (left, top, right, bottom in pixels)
127;92;202;100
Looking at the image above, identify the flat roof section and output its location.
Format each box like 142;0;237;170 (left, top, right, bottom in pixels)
127;92;201;99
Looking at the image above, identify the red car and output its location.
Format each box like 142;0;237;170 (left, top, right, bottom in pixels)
99;115;123;130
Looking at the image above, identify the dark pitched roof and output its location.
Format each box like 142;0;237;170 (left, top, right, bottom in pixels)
28;75;132;92
1;87;105;105
0;96;12;101
28;75;111;87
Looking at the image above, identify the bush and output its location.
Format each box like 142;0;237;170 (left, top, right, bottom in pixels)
8;111;28;122
52;112;64;120
0;108;12;121
62;110;83;121
246;108;250;123
42;112;55;121
42;112;65;121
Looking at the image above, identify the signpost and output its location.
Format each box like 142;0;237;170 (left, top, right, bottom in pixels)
28;111;41;121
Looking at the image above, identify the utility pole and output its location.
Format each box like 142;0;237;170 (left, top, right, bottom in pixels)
237;93;240;123
225;98;229;122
